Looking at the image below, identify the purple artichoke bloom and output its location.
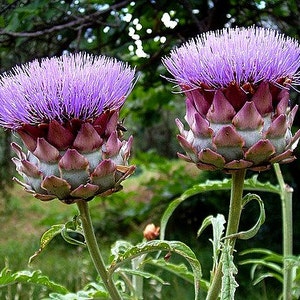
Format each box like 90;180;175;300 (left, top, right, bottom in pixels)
0;53;136;203
163;27;300;172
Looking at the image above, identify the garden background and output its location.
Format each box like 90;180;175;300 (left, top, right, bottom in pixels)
0;0;300;299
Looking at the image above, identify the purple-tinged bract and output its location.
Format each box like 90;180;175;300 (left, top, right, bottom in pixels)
0;53;136;203
163;27;300;172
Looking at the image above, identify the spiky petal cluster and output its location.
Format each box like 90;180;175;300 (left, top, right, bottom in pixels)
0;53;136;203
163;27;300;172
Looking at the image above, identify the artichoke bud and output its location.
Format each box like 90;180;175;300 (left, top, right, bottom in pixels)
178;82;300;172
12;110;135;204
163;27;300;172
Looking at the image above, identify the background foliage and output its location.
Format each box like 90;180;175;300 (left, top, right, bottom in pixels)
0;0;300;298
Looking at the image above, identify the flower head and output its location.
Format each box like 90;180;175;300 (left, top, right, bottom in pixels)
0;53;136;203
0;53;135;129
163;27;300;172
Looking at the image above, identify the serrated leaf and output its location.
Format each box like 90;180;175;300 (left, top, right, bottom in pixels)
224;193;265;241
243;175;281;195
150;259;193;282
197;215;214;238
48;292;94;299
60;228;85;246
220;243;238;300
119;267;170;285
61;219;85;246
40;224;65;248
149;258;209;291
0;268;68;294
29;217;86;263
160;176;278;242
197;214;226;273
29;224;65;264
160;179;232;240
110;240;133;262
108;240;202;300
84;281;107;292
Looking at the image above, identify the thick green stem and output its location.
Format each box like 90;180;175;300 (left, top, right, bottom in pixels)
76;200;122;300
206;169;246;300
274;164;293;300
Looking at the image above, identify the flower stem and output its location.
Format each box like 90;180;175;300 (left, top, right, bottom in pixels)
132;254;146;299
206;169;246;300
273;163;293;300
76;199;122;300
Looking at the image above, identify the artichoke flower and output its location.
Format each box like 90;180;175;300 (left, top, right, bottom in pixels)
163;27;300;172
0;53;135;204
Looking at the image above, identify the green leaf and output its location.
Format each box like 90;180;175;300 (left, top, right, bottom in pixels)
108;240;202;300
239;193;266;239
60;218;85;246
240;248;283;263
110;240;133;262
197;214;226;273
160;176;278;242
240;247;282;257
197;215;214;237
220;243;238;300
149;258;209;291
29;224;65;264
48;292;100;299
239;259;283;275
252;272;283;285
119;267;169;285
0;267;68;294
160;179;233;240
243;175;280;194
47;281;109;299
40;224;65;248
224;193;265;240
29;217;86;263
0;16;5;28
60;228;85;246
149;258;193;282
239;247;286;286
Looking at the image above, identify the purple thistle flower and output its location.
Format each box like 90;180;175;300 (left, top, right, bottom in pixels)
0;53;135;129
0;53;136;203
163;27;300;172
163;27;300;90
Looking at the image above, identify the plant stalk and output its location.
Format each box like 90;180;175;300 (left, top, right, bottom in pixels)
132;254;146;299
206;168;246;300
77;199;122;300
274;163;293;300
